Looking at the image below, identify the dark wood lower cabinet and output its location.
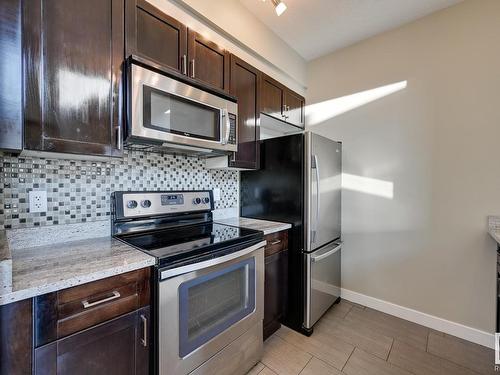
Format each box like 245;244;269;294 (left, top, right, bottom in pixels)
34;306;150;375
1;269;151;374
0;299;33;375
263;244;288;340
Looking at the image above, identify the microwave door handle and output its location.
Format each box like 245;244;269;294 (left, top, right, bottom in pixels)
221;109;230;145
225;111;231;144
220;110;226;144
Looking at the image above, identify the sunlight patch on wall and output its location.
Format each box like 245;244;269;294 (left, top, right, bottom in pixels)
306;80;407;126
342;173;394;199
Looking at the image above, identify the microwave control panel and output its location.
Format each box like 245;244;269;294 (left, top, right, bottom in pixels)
228;114;237;145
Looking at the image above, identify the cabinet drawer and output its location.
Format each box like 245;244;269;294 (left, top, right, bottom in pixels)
35;268;151;346
264;231;288;257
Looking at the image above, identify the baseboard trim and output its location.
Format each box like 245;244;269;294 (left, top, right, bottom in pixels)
341;288;495;349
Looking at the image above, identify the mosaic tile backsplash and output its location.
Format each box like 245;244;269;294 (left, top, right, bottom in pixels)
0;151;239;230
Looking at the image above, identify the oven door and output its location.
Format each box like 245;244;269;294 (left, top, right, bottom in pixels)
129;63;237;152
158;241;265;375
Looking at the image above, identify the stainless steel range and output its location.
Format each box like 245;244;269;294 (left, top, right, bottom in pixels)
111;190;265;375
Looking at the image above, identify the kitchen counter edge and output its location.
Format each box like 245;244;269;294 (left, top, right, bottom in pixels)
0;237;156;306
215;217;292;236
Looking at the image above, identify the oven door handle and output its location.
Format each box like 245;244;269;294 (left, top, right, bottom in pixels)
160;240;266;280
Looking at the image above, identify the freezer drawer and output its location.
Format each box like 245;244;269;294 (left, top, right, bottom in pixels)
304;241;341;329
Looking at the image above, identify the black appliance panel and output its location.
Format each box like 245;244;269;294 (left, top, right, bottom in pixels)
240;134;306;331
119;222;262;267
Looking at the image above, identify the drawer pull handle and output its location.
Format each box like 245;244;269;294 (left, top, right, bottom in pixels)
82;291;121;309
141;314;148;347
269;240;282;246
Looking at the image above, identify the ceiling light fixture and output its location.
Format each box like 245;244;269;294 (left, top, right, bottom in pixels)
270;0;287;16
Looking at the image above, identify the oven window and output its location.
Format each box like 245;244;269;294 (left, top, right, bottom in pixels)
178;258;256;357
143;85;220;141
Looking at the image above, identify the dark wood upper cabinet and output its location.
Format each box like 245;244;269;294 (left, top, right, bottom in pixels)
126;3;229;92
0;0;22;152
0;299;33;375
228;55;260;169
261;73;305;128
187;30;230;91
23;0;124;157
261;74;285;121
126;0;187;74
284;90;305;127
34;307;150;375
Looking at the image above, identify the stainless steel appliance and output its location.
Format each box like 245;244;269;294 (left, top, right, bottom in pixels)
259;113;303;140
125;59;238;155
111;190;265;375
241;132;342;334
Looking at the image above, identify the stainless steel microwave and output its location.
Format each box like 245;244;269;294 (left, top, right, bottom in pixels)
125;62;238;155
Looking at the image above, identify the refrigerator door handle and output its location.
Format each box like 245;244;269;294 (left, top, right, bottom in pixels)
311;243;342;262
312;154;320;243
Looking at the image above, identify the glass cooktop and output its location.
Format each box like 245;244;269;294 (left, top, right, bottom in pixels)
118;222;263;267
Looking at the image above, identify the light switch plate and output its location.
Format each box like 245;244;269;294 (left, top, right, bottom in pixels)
29;190;47;213
213;188;221;202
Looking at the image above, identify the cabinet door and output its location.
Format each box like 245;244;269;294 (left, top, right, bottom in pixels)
263;249;288;340
229;55;260;169
0;299;32;375
187;29;230;91
126;0;187;74
34;307;150;375
23;0;123;157
284;89;305;128
261;74;285;122
0;0;22;152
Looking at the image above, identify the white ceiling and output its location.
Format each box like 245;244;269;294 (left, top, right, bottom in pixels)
239;0;463;61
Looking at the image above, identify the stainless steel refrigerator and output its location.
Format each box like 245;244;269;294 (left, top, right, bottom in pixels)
241;131;342;335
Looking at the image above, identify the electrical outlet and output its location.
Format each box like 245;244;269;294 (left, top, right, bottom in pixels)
213;188;221;202
29;190;47;213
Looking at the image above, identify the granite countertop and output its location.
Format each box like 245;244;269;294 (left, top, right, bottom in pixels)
0;229;10;262
488;216;500;244
215;217;292;235
0;236;155;306
0;230;13;303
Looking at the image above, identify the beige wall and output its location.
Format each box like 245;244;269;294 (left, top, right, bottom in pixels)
147;0;307;93
306;0;500;332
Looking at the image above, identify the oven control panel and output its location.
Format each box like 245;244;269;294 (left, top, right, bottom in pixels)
118;191;212;218
161;194;184;206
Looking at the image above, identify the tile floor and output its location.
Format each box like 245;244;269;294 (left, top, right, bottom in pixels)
248;300;496;375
